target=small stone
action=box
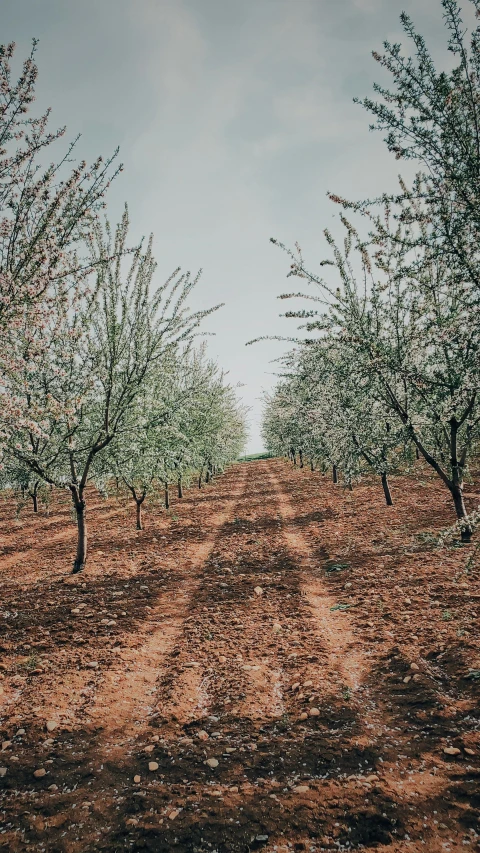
[0,768,6,777]
[15,729,25,737]
[309,708,320,717]
[34,768,46,778]
[144,744,155,753]
[403,676,411,683]
[206,758,219,768]
[254,586,263,596]
[364,774,379,783]
[299,712,308,720]
[412,674,421,682]
[168,809,180,820]
[48,784,58,791]
[293,785,310,793]
[272,623,282,633]
[230,785,239,792]
[46,721,58,732]
[443,747,461,756]
[1,741,11,751]
[197,730,209,741]
[225,747,236,753]
[410,662,420,671]
[133,775,141,783]
[404,598,412,605]
[71,608,80,614]
[211,790,223,797]
[148,761,159,771]
[126,818,138,827]
[86,662,99,669]
[464,747,475,756]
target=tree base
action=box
[72,560,85,574]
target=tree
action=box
[270,203,480,536]
[0,40,121,448]
[350,0,480,294]
[4,209,220,571]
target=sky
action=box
[1,0,470,452]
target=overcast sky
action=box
[2,0,468,451]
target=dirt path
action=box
[0,460,479,852]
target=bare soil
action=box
[0,459,479,852]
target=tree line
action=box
[0,41,246,573]
[259,0,480,541]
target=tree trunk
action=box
[348,480,353,492]
[310,459,315,472]
[415,446,420,460]
[29,481,40,513]
[299,450,304,469]
[332,464,338,484]
[381,472,393,506]
[450,484,472,541]
[71,488,87,574]
[135,499,143,530]
[178,477,183,499]
[198,472,203,489]
[206,469,211,483]
[165,483,170,509]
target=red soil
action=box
[0,459,479,852]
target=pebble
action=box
[303,680,313,688]
[86,662,99,669]
[133,775,141,783]
[144,745,155,753]
[443,747,461,756]
[1,741,11,751]
[197,730,209,741]
[309,708,320,716]
[293,785,310,793]
[410,663,420,671]
[273,623,282,633]
[206,758,219,768]
[464,748,475,756]
[168,809,180,820]
[148,762,159,771]
[46,721,58,732]
[0,768,6,777]
[48,784,58,791]
[34,768,46,778]
[16,729,25,737]
[403,676,411,683]
[254,587,263,596]
[299,712,308,721]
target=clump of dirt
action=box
[0,460,479,851]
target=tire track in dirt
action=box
[268,464,371,701]
[88,464,250,748]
